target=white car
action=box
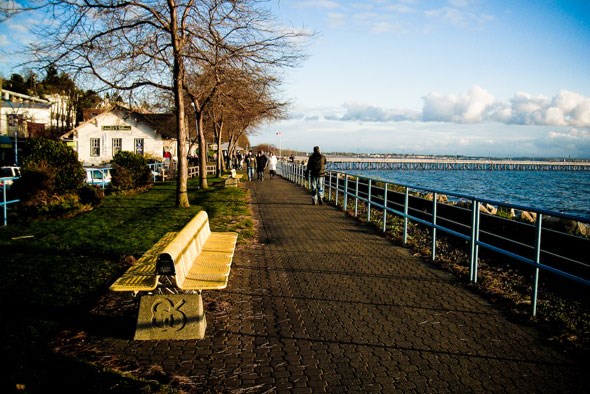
[85,167,112,188]
[0,166,21,188]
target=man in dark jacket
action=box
[256,150,268,181]
[306,146,327,205]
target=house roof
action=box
[136,113,176,139]
[61,108,177,140]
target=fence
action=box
[148,162,217,181]
[279,162,590,317]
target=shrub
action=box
[18,191,84,219]
[12,138,89,220]
[78,184,106,207]
[110,151,153,191]
[21,137,85,193]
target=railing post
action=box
[403,187,409,244]
[382,183,388,233]
[471,200,481,283]
[328,171,333,202]
[300,165,304,185]
[367,179,372,223]
[343,176,348,211]
[354,176,359,217]
[432,193,437,261]
[532,213,543,317]
[335,174,339,208]
[469,199,477,282]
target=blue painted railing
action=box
[1,176,20,226]
[279,162,589,317]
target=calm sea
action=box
[345,170,590,221]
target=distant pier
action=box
[325,158,590,171]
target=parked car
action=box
[0,166,21,188]
[85,167,111,188]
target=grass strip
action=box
[0,177,253,393]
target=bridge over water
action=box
[325,158,590,171]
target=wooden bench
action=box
[109,211,238,339]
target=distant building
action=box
[1,89,53,138]
[60,108,178,166]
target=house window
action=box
[112,138,122,155]
[90,138,100,157]
[134,138,144,155]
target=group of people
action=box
[240,145,328,206]
[245,150,278,182]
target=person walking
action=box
[245,150,256,181]
[306,145,327,205]
[256,151,268,181]
[268,152,278,179]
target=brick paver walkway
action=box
[79,175,587,393]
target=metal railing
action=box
[1,176,20,226]
[279,162,589,316]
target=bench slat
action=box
[178,276,230,290]
[186,263,231,281]
[109,232,178,292]
[194,251,234,266]
[109,275,159,291]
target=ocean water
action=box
[345,170,590,221]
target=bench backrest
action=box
[156,211,211,286]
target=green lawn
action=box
[0,178,253,393]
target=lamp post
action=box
[276,131,282,159]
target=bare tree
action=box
[181,2,311,188]
[2,0,311,203]
[198,65,286,176]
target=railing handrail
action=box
[344,171,589,223]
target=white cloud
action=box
[493,90,590,127]
[254,114,590,158]
[548,127,590,140]
[423,86,496,123]
[294,87,590,131]
[553,91,590,127]
[323,102,418,122]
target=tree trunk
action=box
[215,119,224,177]
[216,132,223,177]
[197,113,209,189]
[170,2,190,208]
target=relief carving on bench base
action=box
[134,293,206,340]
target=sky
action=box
[251,0,590,158]
[1,0,589,158]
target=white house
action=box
[61,109,177,166]
[1,89,53,138]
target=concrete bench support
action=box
[134,293,206,340]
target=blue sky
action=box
[1,0,589,158]
[252,0,590,158]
